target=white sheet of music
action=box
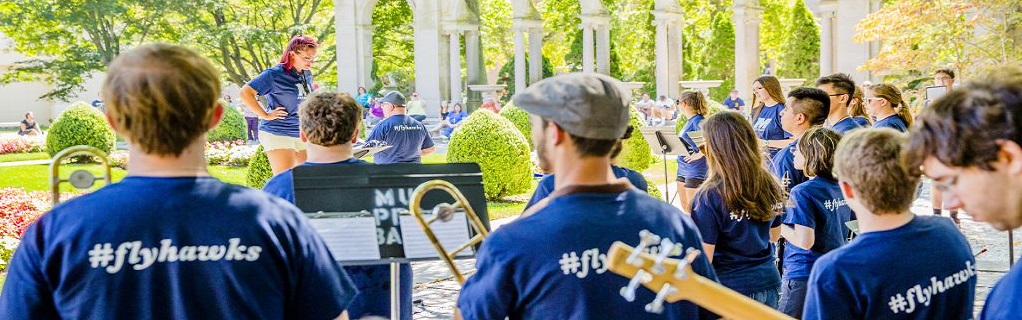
[400,211,474,259]
[308,216,382,261]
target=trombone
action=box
[408,179,490,284]
[50,145,113,205]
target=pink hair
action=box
[279,35,318,71]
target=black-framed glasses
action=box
[828,93,848,97]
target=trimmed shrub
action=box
[447,110,532,200]
[645,177,663,201]
[208,102,247,142]
[246,145,272,189]
[675,99,729,134]
[498,101,532,150]
[45,102,115,161]
[618,109,655,172]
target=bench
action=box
[0,121,22,129]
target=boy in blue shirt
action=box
[773,87,830,192]
[0,44,356,319]
[803,128,976,319]
[816,73,866,134]
[261,91,413,319]
[904,68,1022,320]
[366,91,435,164]
[777,127,851,318]
[456,73,719,320]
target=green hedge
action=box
[45,102,115,161]
[498,102,532,150]
[447,110,532,200]
[617,109,654,172]
[208,102,247,142]
[246,145,272,189]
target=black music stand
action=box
[639,127,691,204]
[292,163,490,320]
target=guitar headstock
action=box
[605,230,703,314]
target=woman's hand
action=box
[261,107,288,120]
[684,152,704,163]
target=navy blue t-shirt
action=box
[247,65,313,137]
[830,117,866,134]
[0,177,356,320]
[366,114,435,164]
[803,216,975,320]
[770,140,807,192]
[872,115,908,133]
[981,263,1022,319]
[263,158,369,203]
[723,97,745,111]
[781,177,853,280]
[752,103,790,142]
[525,166,648,210]
[677,114,709,180]
[690,185,782,295]
[851,116,871,127]
[458,186,719,320]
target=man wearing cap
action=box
[454,73,718,320]
[365,91,436,164]
[723,89,745,112]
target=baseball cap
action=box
[512,73,631,140]
[379,91,406,107]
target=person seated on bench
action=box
[18,112,42,136]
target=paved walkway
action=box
[0,159,50,167]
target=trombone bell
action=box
[409,179,489,284]
[51,145,113,205]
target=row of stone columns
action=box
[511,19,543,93]
[579,15,611,75]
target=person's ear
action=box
[350,128,359,144]
[998,139,1022,175]
[300,129,309,143]
[208,103,225,130]
[838,180,855,200]
[550,122,566,146]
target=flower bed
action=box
[206,140,257,167]
[0,188,51,271]
[0,136,45,155]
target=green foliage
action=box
[208,102,246,142]
[778,0,820,83]
[246,146,272,189]
[759,0,790,73]
[497,55,555,94]
[645,177,662,200]
[370,0,415,93]
[45,102,116,160]
[479,0,514,72]
[618,109,654,172]
[498,102,533,150]
[702,12,737,102]
[447,110,532,200]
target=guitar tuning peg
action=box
[627,230,661,267]
[644,283,676,314]
[650,238,681,274]
[620,269,652,302]
[672,248,702,279]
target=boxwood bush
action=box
[447,110,532,200]
[45,102,115,161]
[208,101,247,142]
[246,145,272,189]
[617,109,655,172]
[498,102,532,150]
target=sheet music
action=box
[400,211,474,259]
[308,216,382,261]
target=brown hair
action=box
[834,128,920,214]
[609,125,634,159]
[905,66,1022,174]
[848,85,871,123]
[679,90,708,115]
[103,43,221,156]
[751,75,786,120]
[299,91,363,146]
[867,84,913,128]
[798,127,841,180]
[700,112,785,222]
[787,87,831,126]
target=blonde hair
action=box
[848,85,871,124]
[679,90,708,115]
[300,91,363,146]
[103,43,221,156]
[834,128,920,214]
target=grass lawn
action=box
[0,164,249,192]
[643,155,679,188]
[0,152,49,163]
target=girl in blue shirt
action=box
[441,103,469,138]
[356,86,373,108]
[778,127,852,318]
[865,83,912,133]
[691,112,786,308]
[240,35,319,175]
[750,75,792,157]
[675,90,710,213]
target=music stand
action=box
[639,126,690,203]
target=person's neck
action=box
[858,210,914,233]
[552,155,615,190]
[125,140,210,178]
[876,109,897,121]
[763,98,779,106]
[790,127,808,141]
[388,110,407,117]
[827,106,850,124]
[305,143,354,164]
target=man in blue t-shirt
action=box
[456,73,719,320]
[904,69,1022,320]
[0,44,356,320]
[722,89,745,112]
[366,91,435,164]
[803,128,976,320]
[816,73,865,134]
[262,91,413,319]
[773,87,830,192]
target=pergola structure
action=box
[334,0,881,117]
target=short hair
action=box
[103,43,221,156]
[299,91,363,146]
[609,125,635,159]
[679,90,708,115]
[935,68,956,79]
[905,66,1022,173]
[798,127,841,180]
[815,73,856,107]
[848,85,870,121]
[787,87,830,126]
[834,128,920,215]
[867,84,913,128]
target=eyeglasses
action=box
[828,93,848,97]
[865,97,884,103]
[935,76,953,81]
[933,175,959,192]
[295,53,316,62]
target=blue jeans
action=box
[778,279,808,318]
[747,286,781,309]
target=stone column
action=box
[528,26,543,84]
[732,0,762,103]
[412,0,443,107]
[513,27,527,94]
[464,28,485,112]
[595,19,611,75]
[512,19,542,93]
[449,30,463,104]
[582,25,595,73]
[652,10,683,99]
[335,0,361,93]
[817,1,837,77]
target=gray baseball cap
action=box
[379,91,406,107]
[512,73,631,140]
